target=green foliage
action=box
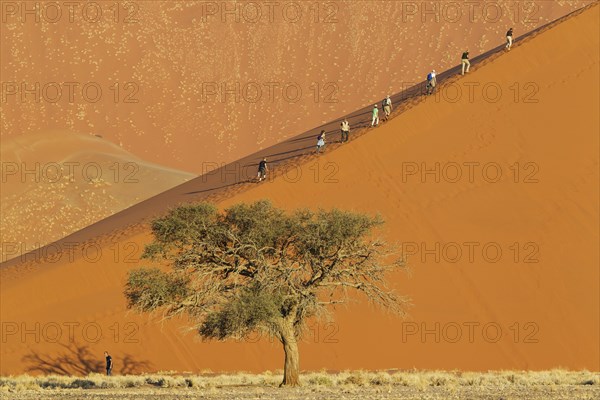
[125,200,406,342]
[125,267,190,312]
[224,200,290,249]
[142,203,219,260]
[293,208,384,256]
[200,285,281,340]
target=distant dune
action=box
[1,4,597,376]
[1,131,195,262]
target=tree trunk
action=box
[279,321,300,387]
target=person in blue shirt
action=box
[426,70,437,95]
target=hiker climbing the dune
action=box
[426,69,437,95]
[371,104,379,127]
[257,157,268,182]
[341,119,350,143]
[316,130,326,153]
[461,50,471,75]
[506,28,514,51]
[382,95,392,121]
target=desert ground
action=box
[0,1,596,259]
[1,370,598,400]
[1,2,597,379]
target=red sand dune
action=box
[1,1,593,175]
[1,0,593,263]
[0,4,598,375]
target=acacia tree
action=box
[125,200,409,386]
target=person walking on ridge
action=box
[341,119,350,142]
[371,104,379,127]
[257,157,268,182]
[426,69,437,95]
[316,130,326,153]
[506,28,514,51]
[461,50,470,75]
[382,95,392,121]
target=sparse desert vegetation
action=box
[0,370,598,399]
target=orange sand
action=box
[1,0,593,263]
[0,4,598,375]
[1,1,592,174]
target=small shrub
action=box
[369,373,391,386]
[70,379,95,389]
[308,374,334,386]
[344,373,365,386]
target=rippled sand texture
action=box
[1,1,593,172]
[1,131,194,261]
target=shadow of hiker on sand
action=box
[22,342,152,375]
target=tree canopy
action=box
[125,200,409,386]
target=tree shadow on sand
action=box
[22,342,152,375]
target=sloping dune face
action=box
[0,1,592,173]
[1,5,598,375]
[1,131,195,262]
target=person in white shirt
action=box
[461,50,470,75]
[371,105,379,127]
[506,28,514,51]
[316,130,326,153]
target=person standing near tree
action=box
[104,351,113,376]
[461,50,471,75]
[506,28,514,51]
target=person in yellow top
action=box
[340,119,350,142]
